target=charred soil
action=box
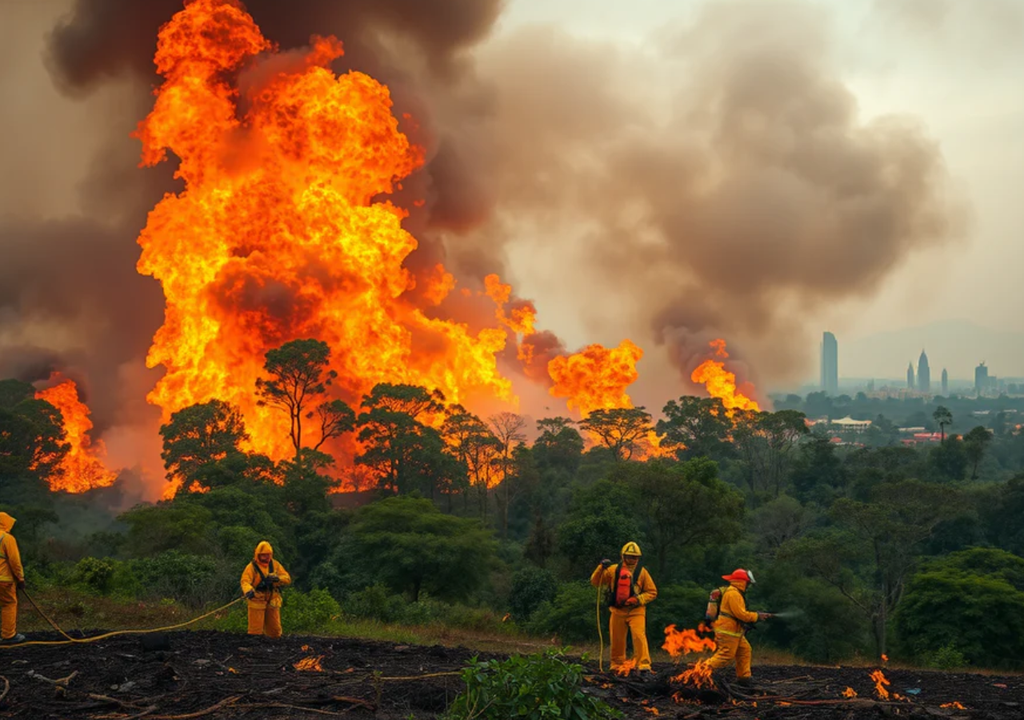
[0,631,1020,719]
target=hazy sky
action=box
[497,0,1024,365]
[2,0,1022,395]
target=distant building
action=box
[907,363,915,390]
[976,362,989,394]
[917,350,931,393]
[941,368,948,396]
[821,332,838,395]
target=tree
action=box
[893,548,1024,669]
[579,407,652,461]
[933,405,953,443]
[357,384,450,497]
[159,400,249,489]
[489,412,526,538]
[0,379,67,487]
[534,417,584,475]
[657,396,731,460]
[732,410,809,497]
[610,458,745,579]
[255,339,348,464]
[928,435,968,482]
[963,425,993,480]
[789,431,847,505]
[442,408,499,514]
[342,496,497,601]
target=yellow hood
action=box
[253,541,274,564]
[0,512,15,533]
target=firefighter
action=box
[707,568,771,684]
[0,512,26,644]
[240,541,292,638]
[591,541,657,675]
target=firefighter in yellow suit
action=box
[590,541,657,675]
[240,541,292,637]
[0,512,26,644]
[707,568,771,684]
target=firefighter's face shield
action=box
[622,554,640,568]
[257,553,271,564]
[745,570,756,585]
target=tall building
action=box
[917,350,931,393]
[976,362,989,394]
[941,368,948,396]
[821,331,838,395]
[907,362,915,390]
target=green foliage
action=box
[445,651,622,720]
[921,643,967,670]
[527,582,600,643]
[341,496,498,601]
[579,408,652,461]
[281,587,342,632]
[159,400,249,489]
[508,567,558,622]
[657,396,730,461]
[131,550,221,605]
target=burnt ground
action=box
[0,631,1020,719]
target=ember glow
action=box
[132,0,644,482]
[842,687,858,698]
[35,377,118,493]
[941,702,967,710]
[293,655,324,672]
[662,625,716,657]
[671,659,716,691]
[870,669,891,701]
[614,658,638,677]
[690,339,760,414]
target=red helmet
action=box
[722,568,756,584]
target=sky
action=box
[1,0,1022,399]
[496,0,1024,374]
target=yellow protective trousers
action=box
[0,583,17,640]
[247,606,283,638]
[609,607,651,670]
[707,632,752,678]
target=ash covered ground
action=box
[0,631,1020,719]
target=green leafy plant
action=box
[445,651,622,720]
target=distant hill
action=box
[839,320,1024,382]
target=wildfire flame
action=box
[662,625,716,657]
[614,659,638,677]
[34,377,117,493]
[941,702,966,710]
[671,659,716,690]
[690,340,759,414]
[293,655,324,672]
[870,669,891,701]
[133,0,645,489]
[842,687,858,698]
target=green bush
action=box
[445,651,622,720]
[922,643,967,670]
[71,557,116,594]
[130,550,222,606]
[527,582,600,643]
[508,567,558,622]
[281,588,342,632]
[344,583,508,633]
[345,583,410,624]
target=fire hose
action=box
[595,584,604,672]
[0,588,245,649]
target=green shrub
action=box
[445,651,622,720]
[922,643,967,670]
[508,567,558,622]
[71,557,116,594]
[345,583,410,624]
[526,582,600,643]
[281,588,342,633]
[130,550,221,605]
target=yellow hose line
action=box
[2,590,245,649]
[596,584,604,672]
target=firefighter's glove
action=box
[245,590,256,600]
[16,579,25,590]
[624,597,640,606]
[266,574,279,584]
[757,612,772,621]
[600,559,611,569]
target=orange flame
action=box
[662,625,716,657]
[941,702,966,710]
[671,659,716,690]
[690,340,759,414]
[34,378,117,493]
[614,659,638,677]
[294,655,324,672]
[869,669,891,700]
[134,0,524,471]
[548,340,642,417]
[842,687,858,698]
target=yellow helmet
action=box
[620,541,642,557]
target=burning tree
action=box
[579,407,654,461]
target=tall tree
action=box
[442,408,499,514]
[0,379,67,486]
[963,425,993,480]
[657,396,731,460]
[489,411,526,537]
[579,407,652,461]
[160,400,249,488]
[255,339,346,464]
[534,417,584,475]
[933,405,953,443]
[733,409,809,497]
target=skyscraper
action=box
[941,368,948,396]
[821,332,838,395]
[976,362,989,394]
[907,362,915,390]
[917,350,931,393]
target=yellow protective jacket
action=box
[590,562,657,613]
[713,582,759,637]
[240,541,291,609]
[0,513,24,584]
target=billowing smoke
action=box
[1,0,966,462]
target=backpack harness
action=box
[606,561,644,609]
[251,559,279,595]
